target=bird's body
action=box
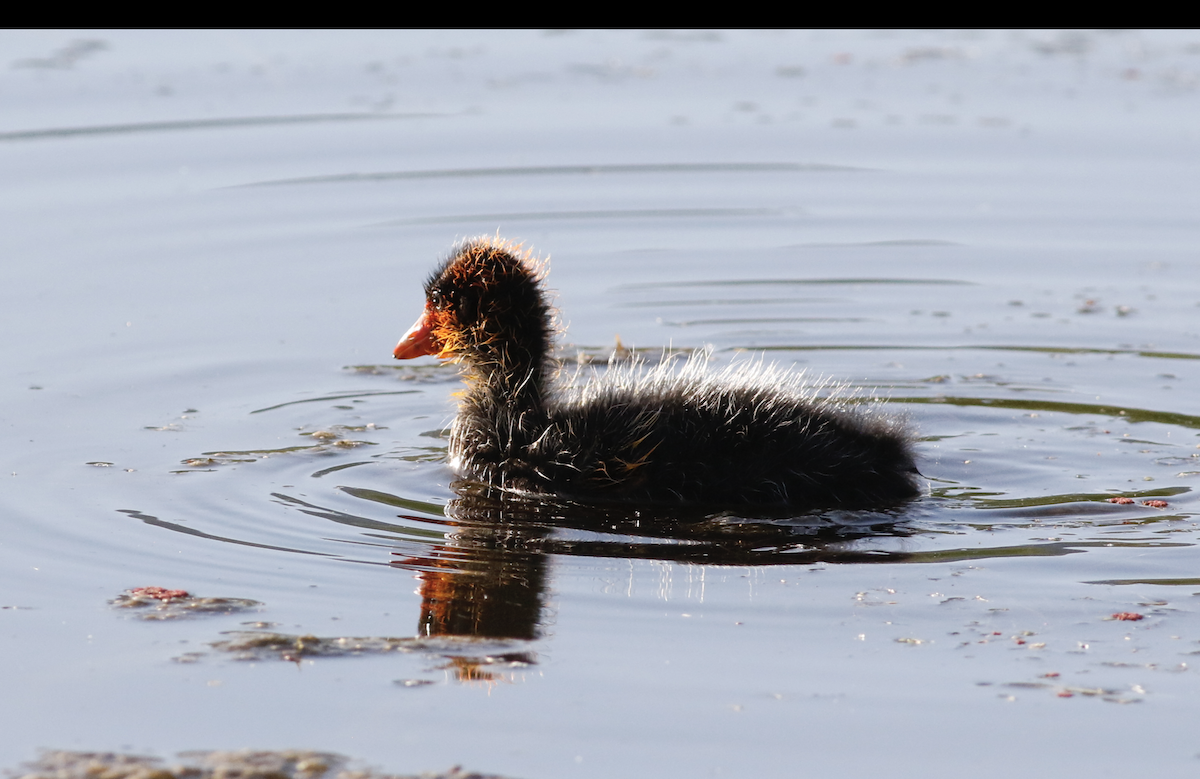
[394,238,919,509]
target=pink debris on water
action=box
[1110,612,1144,622]
[128,586,190,601]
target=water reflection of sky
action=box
[2,29,1199,779]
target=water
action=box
[2,29,1200,778]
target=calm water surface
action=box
[2,30,1200,778]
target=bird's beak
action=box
[393,307,438,359]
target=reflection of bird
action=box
[394,238,919,509]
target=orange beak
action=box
[393,307,438,360]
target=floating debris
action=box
[308,429,341,440]
[211,632,418,662]
[207,631,536,679]
[301,424,383,439]
[125,586,188,601]
[11,749,512,779]
[176,435,377,470]
[1106,496,1170,508]
[999,681,1142,704]
[110,587,261,621]
[1108,612,1145,621]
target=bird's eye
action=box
[429,289,443,309]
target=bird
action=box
[393,237,919,509]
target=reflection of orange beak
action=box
[393,307,438,359]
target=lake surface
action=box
[2,29,1199,778]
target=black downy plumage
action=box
[393,238,920,509]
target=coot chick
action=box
[393,238,919,509]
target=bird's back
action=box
[453,356,920,509]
